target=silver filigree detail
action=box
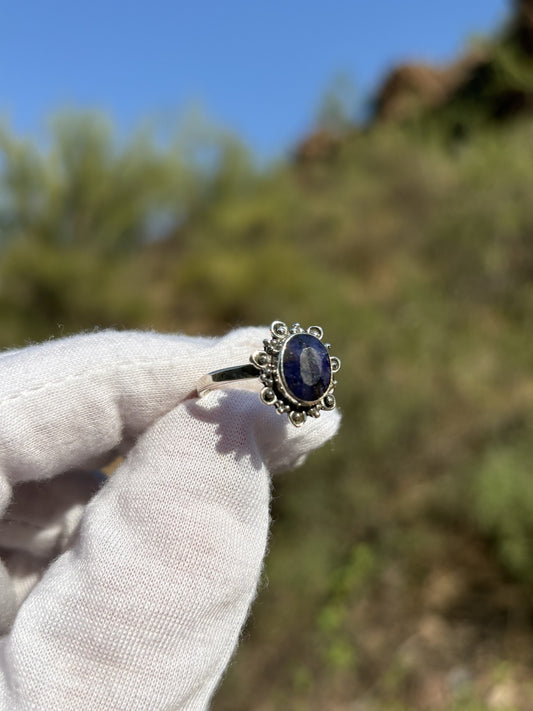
[251,320,341,427]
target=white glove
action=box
[0,328,340,710]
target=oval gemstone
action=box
[281,333,332,404]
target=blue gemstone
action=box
[281,333,332,404]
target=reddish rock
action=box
[293,129,341,165]
[373,51,486,123]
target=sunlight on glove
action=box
[0,328,340,711]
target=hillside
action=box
[2,3,533,709]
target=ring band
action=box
[196,321,341,427]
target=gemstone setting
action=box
[250,321,341,426]
[281,333,332,404]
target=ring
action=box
[196,321,341,427]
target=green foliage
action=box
[316,544,376,672]
[315,73,359,133]
[473,440,533,579]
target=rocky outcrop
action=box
[373,0,533,126]
[372,52,487,124]
[293,129,341,165]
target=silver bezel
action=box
[250,321,341,427]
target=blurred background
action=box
[3,0,533,708]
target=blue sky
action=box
[0,0,509,157]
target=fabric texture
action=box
[0,328,340,710]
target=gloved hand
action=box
[0,328,340,711]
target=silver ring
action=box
[196,321,341,427]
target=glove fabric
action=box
[0,329,340,711]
